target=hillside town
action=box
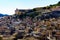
[0,2,60,40]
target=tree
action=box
[57,1,60,6]
[58,1,60,4]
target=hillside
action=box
[0,13,8,17]
[13,1,60,20]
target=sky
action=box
[0,0,60,15]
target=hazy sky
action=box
[0,0,60,15]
